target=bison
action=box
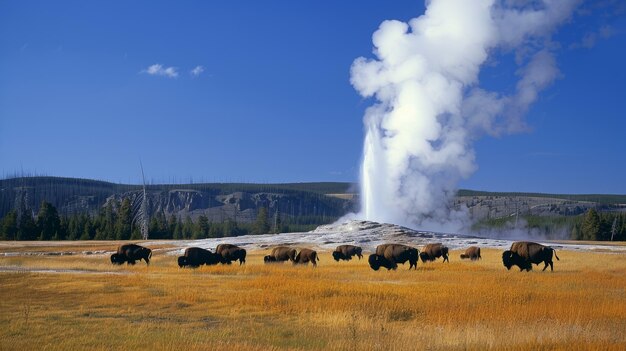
[332,245,363,262]
[215,244,246,265]
[110,244,152,266]
[419,243,449,263]
[293,248,319,267]
[265,246,297,263]
[177,247,221,268]
[502,241,560,272]
[460,246,481,261]
[368,244,419,270]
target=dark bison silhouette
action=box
[294,248,319,267]
[332,245,363,261]
[368,244,419,270]
[264,246,297,263]
[420,243,449,263]
[215,244,246,265]
[110,244,152,265]
[178,247,221,268]
[460,246,481,261]
[502,241,560,272]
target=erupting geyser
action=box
[351,0,580,232]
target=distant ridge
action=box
[2,176,625,222]
[456,190,626,205]
[0,176,356,222]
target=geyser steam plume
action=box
[351,0,580,232]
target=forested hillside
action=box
[1,177,625,241]
[0,177,356,240]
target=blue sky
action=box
[1,1,625,193]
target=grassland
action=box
[1,244,626,350]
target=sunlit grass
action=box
[1,244,626,350]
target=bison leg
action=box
[443,254,449,263]
[127,259,136,265]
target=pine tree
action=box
[101,201,117,240]
[168,214,178,238]
[173,218,183,240]
[581,209,601,241]
[80,221,93,240]
[195,215,209,239]
[18,210,37,240]
[35,201,61,240]
[183,216,194,239]
[1,210,18,240]
[115,198,132,240]
[254,207,270,234]
[273,208,282,234]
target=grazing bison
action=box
[263,255,277,263]
[265,246,297,263]
[294,248,319,267]
[332,245,363,261]
[419,243,449,263]
[368,254,396,271]
[110,244,152,266]
[177,247,221,268]
[502,241,560,272]
[460,246,482,261]
[369,244,419,270]
[215,244,246,265]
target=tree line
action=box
[572,208,626,241]
[0,200,332,241]
[473,209,626,241]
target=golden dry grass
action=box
[1,244,626,350]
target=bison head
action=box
[177,256,187,268]
[264,255,276,263]
[368,254,381,271]
[502,251,531,271]
[110,253,124,265]
[419,252,430,263]
[332,251,343,261]
[502,250,514,270]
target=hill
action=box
[0,176,355,223]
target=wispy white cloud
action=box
[141,64,179,78]
[569,25,614,49]
[190,65,205,77]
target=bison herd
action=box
[109,241,560,272]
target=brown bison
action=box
[502,241,560,272]
[460,246,481,261]
[215,244,246,265]
[177,247,221,268]
[110,244,152,265]
[419,243,449,263]
[294,248,319,267]
[265,246,297,263]
[369,244,419,270]
[332,245,363,261]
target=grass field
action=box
[1,243,626,350]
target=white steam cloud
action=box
[351,0,581,232]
